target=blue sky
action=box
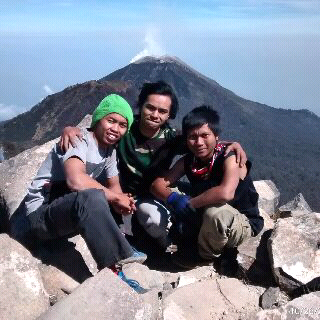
[0,0,320,121]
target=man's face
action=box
[186,123,218,161]
[140,94,171,131]
[94,113,128,147]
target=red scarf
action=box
[191,143,226,180]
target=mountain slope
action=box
[0,55,319,210]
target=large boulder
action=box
[0,115,92,236]
[236,208,275,286]
[39,267,146,320]
[39,264,80,305]
[162,277,263,320]
[274,193,312,219]
[268,212,320,292]
[0,234,49,319]
[256,291,320,319]
[237,228,275,286]
[253,180,280,217]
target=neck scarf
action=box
[191,143,226,180]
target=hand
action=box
[224,142,247,167]
[111,193,136,215]
[167,192,194,219]
[59,127,82,153]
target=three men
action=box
[61,81,247,252]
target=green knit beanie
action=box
[91,94,133,130]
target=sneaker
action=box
[117,247,147,266]
[117,271,149,294]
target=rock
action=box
[39,264,80,305]
[256,291,320,320]
[253,180,280,217]
[39,267,147,320]
[34,238,93,284]
[237,229,275,286]
[163,277,262,320]
[0,234,49,319]
[236,207,274,284]
[0,139,58,238]
[259,208,275,229]
[260,287,289,309]
[177,266,217,288]
[69,234,98,276]
[0,115,92,237]
[268,212,320,292]
[274,193,312,219]
[122,262,165,290]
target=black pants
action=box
[28,189,133,269]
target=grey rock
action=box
[34,238,93,284]
[163,277,262,320]
[259,208,275,229]
[253,180,280,217]
[69,234,98,276]
[260,287,289,309]
[268,212,320,292]
[255,291,320,320]
[0,234,49,319]
[39,267,147,320]
[39,264,80,305]
[122,262,165,290]
[0,139,58,238]
[275,193,312,219]
[237,229,275,286]
[0,115,91,237]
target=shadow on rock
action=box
[10,198,92,284]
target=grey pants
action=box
[28,189,133,269]
[198,204,252,260]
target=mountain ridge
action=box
[0,55,319,210]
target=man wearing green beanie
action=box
[23,94,147,292]
[61,83,247,262]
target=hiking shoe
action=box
[117,271,149,294]
[117,247,147,266]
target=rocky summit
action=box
[0,115,319,319]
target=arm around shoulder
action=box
[150,156,186,202]
[189,155,245,209]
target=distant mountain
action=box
[1,55,319,210]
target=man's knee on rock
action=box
[75,189,109,220]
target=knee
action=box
[202,206,235,235]
[77,189,107,205]
[136,203,161,227]
[75,189,109,219]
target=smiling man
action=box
[150,105,264,269]
[24,94,147,278]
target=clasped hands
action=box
[111,193,136,215]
